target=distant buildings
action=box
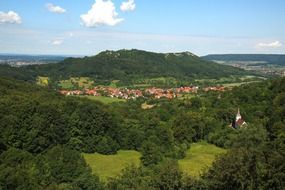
[59,85,229,100]
[59,85,203,100]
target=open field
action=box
[195,75,265,87]
[133,77,179,88]
[79,95,126,104]
[109,80,120,88]
[83,150,141,181]
[59,77,94,89]
[36,76,49,86]
[83,142,225,181]
[141,102,155,109]
[222,81,261,87]
[178,142,226,177]
[178,94,196,100]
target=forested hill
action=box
[202,54,285,65]
[26,49,247,81]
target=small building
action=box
[230,108,247,129]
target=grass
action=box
[59,77,94,89]
[59,80,74,89]
[109,80,120,88]
[83,142,225,181]
[195,75,264,87]
[222,81,260,87]
[79,95,126,104]
[133,77,178,87]
[36,76,49,86]
[141,102,155,109]
[178,94,196,100]
[83,150,141,181]
[178,142,226,177]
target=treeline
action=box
[0,77,285,189]
[0,77,121,155]
[203,54,285,66]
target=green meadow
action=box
[79,95,126,104]
[59,77,94,89]
[83,142,225,181]
[178,142,226,177]
[36,76,49,86]
[83,150,141,181]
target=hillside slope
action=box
[28,49,247,82]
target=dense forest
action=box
[0,50,250,86]
[0,76,284,189]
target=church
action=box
[230,108,247,129]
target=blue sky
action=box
[0,0,284,55]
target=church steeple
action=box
[230,107,247,129]
[236,108,241,121]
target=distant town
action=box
[59,86,225,100]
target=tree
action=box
[155,160,182,190]
[107,165,155,190]
[0,148,41,190]
[140,141,163,166]
[95,136,119,155]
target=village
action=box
[59,85,225,100]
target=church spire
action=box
[236,107,241,121]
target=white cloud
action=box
[0,11,22,24]
[257,41,282,48]
[46,3,66,14]
[120,0,136,12]
[52,39,63,46]
[80,0,123,27]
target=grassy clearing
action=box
[36,76,49,86]
[59,77,94,89]
[195,75,264,87]
[141,102,155,109]
[109,80,120,88]
[178,94,196,100]
[222,81,260,87]
[83,150,141,181]
[83,142,225,181]
[178,142,226,177]
[133,77,178,87]
[79,95,126,104]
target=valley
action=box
[1,1,284,189]
[83,142,226,181]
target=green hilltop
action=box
[0,49,250,86]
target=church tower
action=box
[236,108,241,122]
[230,108,247,129]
